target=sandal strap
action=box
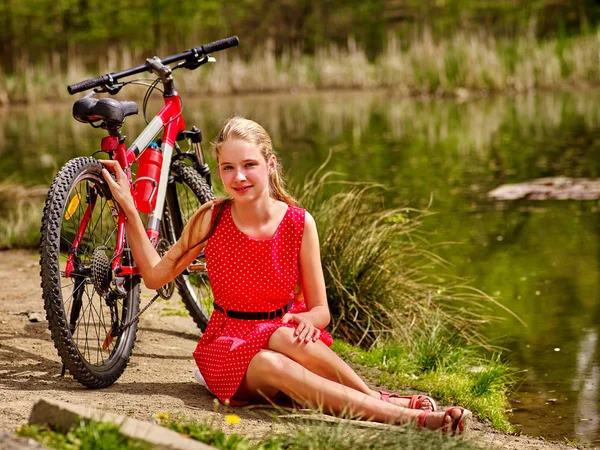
[409,395,438,411]
[416,410,428,428]
[379,391,437,411]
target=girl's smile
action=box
[233,185,252,194]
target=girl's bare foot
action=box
[416,407,472,435]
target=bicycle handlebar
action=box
[196,36,240,55]
[67,36,240,95]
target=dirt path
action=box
[0,250,588,449]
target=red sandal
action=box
[416,406,471,435]
[379,390,437,411]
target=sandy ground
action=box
[0,250,591,449]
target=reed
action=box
[3,29,600,105]
[0,184,47,249]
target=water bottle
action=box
[134,142,162,214]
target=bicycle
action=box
[39,36,240,388]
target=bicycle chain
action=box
[116,292,160,336]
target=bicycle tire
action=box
[40,157,140,388]
[163,159,215,331]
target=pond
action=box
[1,89,599,443]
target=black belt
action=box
[213,299,294,320]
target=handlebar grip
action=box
[197,36,240,55]
[67,74,112,95]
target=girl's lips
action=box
[233,186,252,194]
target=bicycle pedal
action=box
[102,327,114,350]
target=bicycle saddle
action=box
[73,97,139,126]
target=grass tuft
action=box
[163,417,248,449]
[298,168,502,348]
[17,419,152,450]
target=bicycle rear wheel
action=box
[162,160,215,331]
[40,157,140,388]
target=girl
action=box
[101,116,471,434]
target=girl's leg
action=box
[237,348,456,430]
[267,327,432,409]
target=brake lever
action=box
[105,82,125,95]
[177,54,216,71]
[91,82,125,96]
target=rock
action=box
[29,398,216,450]
[0,432,44,449]
[488,177,600,201]
[27,313,44,323]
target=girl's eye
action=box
[245,162,257,168]
[222,166,233,171]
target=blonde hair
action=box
[172,116,297,276]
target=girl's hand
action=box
[281,313,321,343]
[100,160,136,215]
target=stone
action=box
[29,398,216,450]
[488,177,600,201]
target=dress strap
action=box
[209,199,229,229]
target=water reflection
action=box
[573,329,599,440]
[2,90,600,442]
[3,91,600,187]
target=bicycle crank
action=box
[156,238,175,299]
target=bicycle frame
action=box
[65,95,185,279]
[62,36,239,288]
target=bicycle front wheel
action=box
[162,160,215,331]
[39,157,140,388]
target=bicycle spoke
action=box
[85,287,105,365]
[78,285,99,365]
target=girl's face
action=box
[218,139,276,203]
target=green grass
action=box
[16,413,484,450]
[16,420,152,450]
[160,415,483,450]
[332,338,514,431]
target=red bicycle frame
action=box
[64,95,186,278]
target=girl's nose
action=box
[233,169,246,181]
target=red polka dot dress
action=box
[193,201,333,405]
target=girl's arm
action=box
[100,160,212,289]
[282,211,331,341]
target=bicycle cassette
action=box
[91,247,112,295]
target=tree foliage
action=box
[2,0,600,71]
